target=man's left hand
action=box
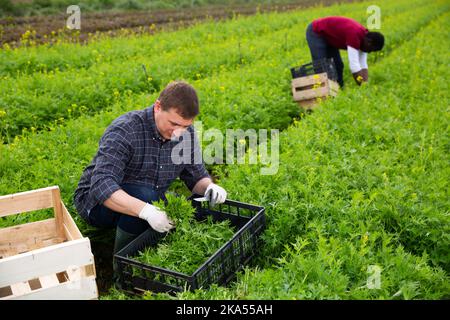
[205,183,227,206]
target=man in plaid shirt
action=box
[74,81,226,269]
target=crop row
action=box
[0,0,402,76]
[0,1,447,226]
[1,0,444,141]
[0,0,380,140]
[171,11,450,300]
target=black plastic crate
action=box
[114,198,266,295]
[290,58,338,81]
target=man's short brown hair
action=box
[158,81,199,119]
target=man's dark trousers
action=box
[86,183,163,252]
[306,22,345,87]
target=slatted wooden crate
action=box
[291,72,339,110]
[0,186,98,300]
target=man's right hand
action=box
[138,203,174,233]
[360,68,368,82]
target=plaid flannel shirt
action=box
[73,105,210,219]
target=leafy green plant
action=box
[134,194,235,275]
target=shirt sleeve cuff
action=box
[92,179,122,205]
[360,52,368,69]
[347,46,362,73]
[186,172,211,191]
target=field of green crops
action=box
[1,0,298,17]
[0,0,449,300]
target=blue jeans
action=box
[87,183,164,236]
[306,23,344,87]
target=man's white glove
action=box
[204,183,227,206]
[138,203,174,233]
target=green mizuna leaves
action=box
[135,194,235,275]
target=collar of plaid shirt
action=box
[147,105,166,142]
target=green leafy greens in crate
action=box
[134,194,235,275]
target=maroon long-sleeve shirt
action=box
[312,16,368,50]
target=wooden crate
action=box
[291,72,339,110]
[0,186,98,300]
